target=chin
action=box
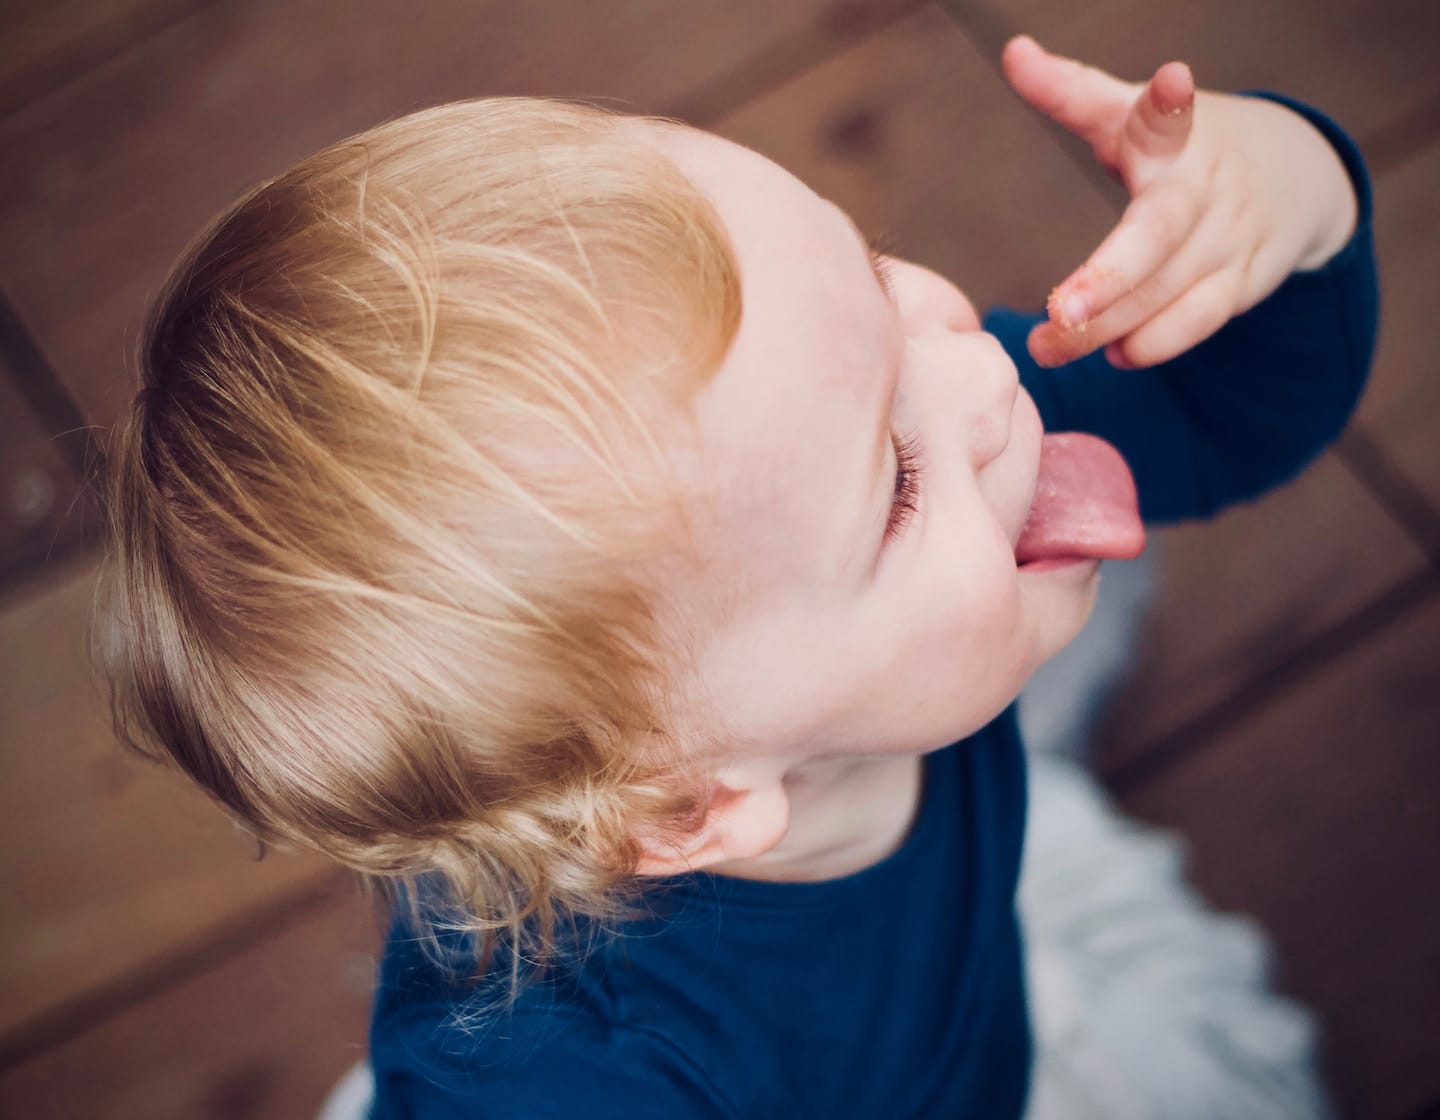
[1032,571,1103,669]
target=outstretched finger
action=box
[1047,180,1201,329]
[1001,34,1134,150]
[1122,60,1196,167]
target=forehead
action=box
[643,124,888,608]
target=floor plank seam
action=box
[935,0,1126,218]
[0,284,110,597]
[1100,566,1439,796]
[0,285,102,482]
[1358,84,1440,176]
[0,868,358,1073]
[0,530,101,605]
[0,0,229,126]
[1337,428,1440,566]
[674,0,931,127]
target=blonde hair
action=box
[100,97,742,990]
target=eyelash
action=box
[868,231,899,299]
[867,228,912,542]
[885,431,923,542]
[871,248,897,298]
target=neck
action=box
[708,752,924,882]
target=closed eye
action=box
[885,431,922,542]
[870,247,897,299]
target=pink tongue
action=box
[1015,433,1146,565]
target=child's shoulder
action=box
[369,924,735,1117]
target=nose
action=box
[897,260,1017,467]
[903,261,980,334]
[963,333,1021,468]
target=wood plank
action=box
[1116,589,1440,1120]
[940,0,1440,157]
[0,0,207,121]
[0,0,918,431]
[0,885,380,1120]
[1350,141,1440,538]
[713,3,1120,315]
[0,562,333,1049]
[1093,453,1428,767]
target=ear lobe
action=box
[633,778,791,877]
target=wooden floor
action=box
[1,1,1437,1116]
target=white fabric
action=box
[315,1060,374,1120]
[1019,748,1335,1120]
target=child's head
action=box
[104,96,1102,969]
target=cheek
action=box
[868,558,1029,747]
[912,530,1030,689]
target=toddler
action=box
[103,34,1376,1118]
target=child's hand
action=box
[1002,35,1359,369]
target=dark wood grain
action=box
[0,884,380,1120]
[1351,141,1440,536]
[0,0,213,120]
[0,0,919,432]
[1094,453,1429,768]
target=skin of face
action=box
[634,123,1106,881]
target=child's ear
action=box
[633,774,791,877]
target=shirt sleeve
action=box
[984,92,1379,525]
[369,1006,739,1120]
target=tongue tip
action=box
[1013,432,1145,565]
[1014,530,1147,568]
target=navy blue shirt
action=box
[369,93,1377,1119]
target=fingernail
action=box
[1056,292,1088,328]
